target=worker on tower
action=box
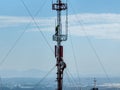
[60,61,66,74]
[55,25,59,35]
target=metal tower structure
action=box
[52,0,68,90]
[91,78,98,90]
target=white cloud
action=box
[99,83,120,88]
[0,16,31,28]
[68,13,120,39]
[0,16,54,29]
[1,14,120,40]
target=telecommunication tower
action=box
[91,78,99,90]
[52,0,68,90]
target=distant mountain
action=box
[0,77,120,90]
[0,69,55,78]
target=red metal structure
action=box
[52,0,68,90]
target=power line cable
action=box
[0,0,48,67]
[65,71,75,90]
[20,0,54,53]
[0,28,26,66]
[33,65,56,90]
[0,1,55,89]
[68,1,115,89]
[73,9,115,90]
[19,1,58,89]
[65,70,78,90]
[63,0,82,89]
[66,69,77,85]
[67,68,81,90]
[69,29,82,89]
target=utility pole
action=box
[52,0,68,90]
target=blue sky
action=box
[0,0,120,78]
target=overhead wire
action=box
[0,0,56,89]
[67,69,78,85]
[62,0,82,89]
[67,68,81,90]
[65,70,78,90]
[0,32,24,66]
[0,0,48,67]
[19,1,57,89]
[20,0,54,53]
[64,71,74,90]
[73,9,115,90]
[68,0,115,89]
[69,30,82,89]
[33,65,56,90]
